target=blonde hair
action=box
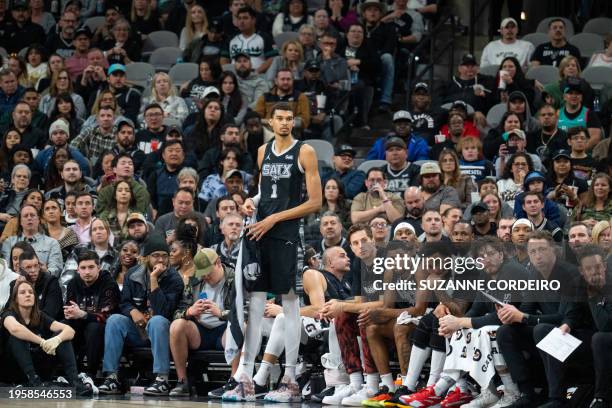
[456,136,483,158]
[151,72,177,100]
[131,0,152,21]
[281,40,304,65]
[592,220,611,244]
[92,89,118,115]
[558,55,582,79]
[184,4,208,45]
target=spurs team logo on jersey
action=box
[262,163,293,182]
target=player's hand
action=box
[357,309,372,327]
[439,315,462,334]
[242,198,256,217]
[497,304,523,324]
[559,323,571,334]
[264,303,282,318]
[433,303,450,318]
[245,215,278,241]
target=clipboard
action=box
[479,290,506,307]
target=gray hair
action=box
[178,167,199,185]
[221,211,244,226]
[11,164,31,180]
[320,210,341,222]
[299,24,315,34]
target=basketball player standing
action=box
[222,102,322,402]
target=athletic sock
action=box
[403,346,431,390]
[350,372,363,390]
[381,373,396,392]
[253,360,272,387]
[427,350,445,386]
[366,373,380,394]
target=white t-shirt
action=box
[198,277,226,329]
[480,39,535,69]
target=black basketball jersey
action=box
[258,139,304,241]
[304,270,352,305]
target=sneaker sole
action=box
[263,396,302,403]
[363,399,390,408]
[222,395,256,402]
[143,391,170,396]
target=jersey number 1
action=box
[271,183,278,199]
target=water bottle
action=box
[96,0,104,15]
[593,95,600,112]
[350,70,358,85]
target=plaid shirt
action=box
[70,126,115,165]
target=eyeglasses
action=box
[370,222,388,228]
[145,112,163,118]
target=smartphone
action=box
[506,145,518,155]
[198,292,208,300]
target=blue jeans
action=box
[380,53,394,105]
[102,314,170,375]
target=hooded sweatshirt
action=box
[513,171,561,225]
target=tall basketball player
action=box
[222,102,322,402]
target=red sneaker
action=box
[440,387,473,407]
[398,385,443,408]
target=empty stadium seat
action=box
[304,139,334,167]
[168,62,198,86]
[526,65,559,85]
[582,17,612,36]
[570,33,604,59]
[357,160,387,173]
[149,47,182,72]
[142,30,180,58]
[479,65,499,77]
[522,32,549,48]
[581,66,612,90]
[125,62,155,88]
[273,32,299,48]
[84,16,105,32]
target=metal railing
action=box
[405,9,459,93]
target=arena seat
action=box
[570,33,604,59]
[522,32,549,48]
[582,17,612,36]
[357,160,387,173]
[149,47,182,72]
[304,139,334,167]
[526,65,559,85]
[581,66,612,90]
[169,62,198,87]
[125,62,155,89]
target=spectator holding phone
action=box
[495,129,542,176]
[168,247,235,397]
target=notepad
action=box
[536,327,582,362]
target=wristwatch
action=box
[521,313,529,324]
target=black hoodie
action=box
[65,270,121,324]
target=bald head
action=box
[322,246,351,274]
[404,187,424,217]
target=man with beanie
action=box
[169,248,235,396]
[98,234,184,396]
[35,119,91,177]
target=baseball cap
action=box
[225,169,243,180]
[419,162,441,175]
[459,53,478,66]
[194,248,220,278]
[500,17,518,28]
[13,0,28,9]
[385,137,407,150]
[413,82,429,93]
[126,212,147,226]
[470,202,489,215]
[392,110,413,122]
[208,18,222,33]
[508,91,525,102]
[305,59,321,71]
[202,86,220,99]
[116,118,135,131]
[507,129,526,140]
[234,50,251,60]
[108,64,126,75]
[552,149,571,161]
[562,77,583,94]
[524,171,545,187]
[335,144,356,157]
[75,26,92,39]
[49,119,69,137]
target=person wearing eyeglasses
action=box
[369,216,390,247]
[45,10,78,59]
[98,233,183,396]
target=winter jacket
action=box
[367,133,430,162]
[120,263,184,320]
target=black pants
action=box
[591,331,612,399]
[65,320,105,376]
[348,81,374,127]
[6,335,79,384]
[497,324,544,396]
[411,311,446,352]
[533,323,594,401]
[488,0,523,39]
